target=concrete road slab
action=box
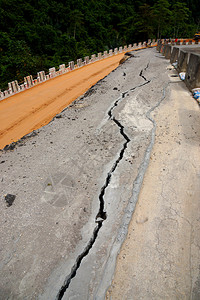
[106,63,200,300]
[0,48,192,299]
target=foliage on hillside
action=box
[0,0,199,90]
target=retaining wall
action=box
[0,39,157,101]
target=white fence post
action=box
[4,90,9,98]
[103,51,108,58]
[77,59,83,67]
[119,47,123,53]
[0,90,4,100]
[37,71,46,83]
[49,67,56,78]
[90,54,96,62]
[8,83,13,94]
[109,49,113,56]
[20,84,25,91]
[84,56,89,64]
[59,64,66,73]
[98,52,102,60]
[69,61,75,71]
[123,45,127,52]
[114,48,118,55]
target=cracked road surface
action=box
[0,48,199,299]
[106,66,200,299]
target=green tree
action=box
[135,4,154,40]
[68,9,84,39]
[172,2,190,37]
[153,0,172,38]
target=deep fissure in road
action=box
[56,64,150,300]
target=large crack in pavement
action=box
[56,63,151,300]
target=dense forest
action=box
[0,0,199,90]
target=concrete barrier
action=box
[170,47,179,64]
[185,53,200,90]
[177,50,189,73]
[160,44,164,54]
[156,40,162,51]
[164,44,172,59]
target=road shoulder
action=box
[106,67,200,299]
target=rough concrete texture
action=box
[185,53,200,90]
[0,48,199,300]
[170,47,179,64]
[177,50,188,73]
[164,45,171,59]
[106,67,200,300]
[172,45,200,55]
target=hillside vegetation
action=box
[0,0,199,90]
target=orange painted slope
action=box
[0,53,125,149]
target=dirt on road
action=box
[0,53,125,149]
